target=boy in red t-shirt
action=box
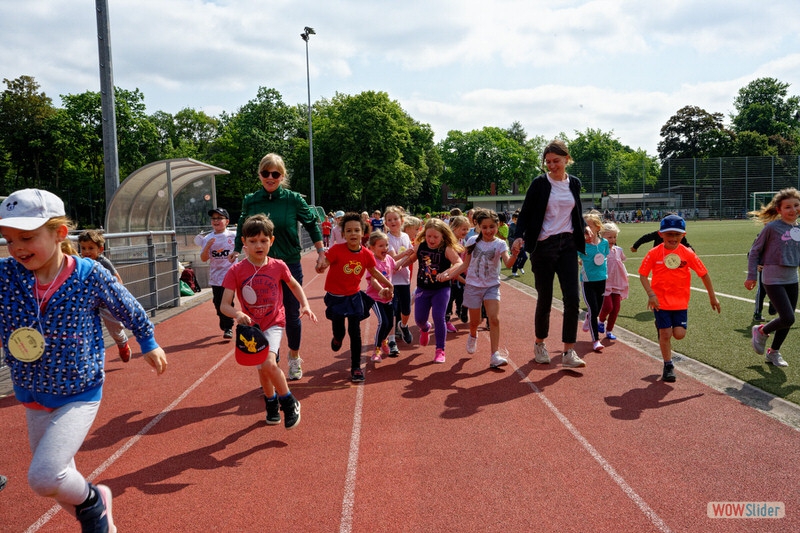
[317,212,393,382]
[638,215,720,382]
[321,216,333,247]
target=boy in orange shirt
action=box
[638,215,720,382]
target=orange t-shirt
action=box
[638,243,708,310]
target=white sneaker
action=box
[490,350,508,368]
[562,349,587,368]
[582,315,590,332]
[752,325,768,355]
[466,335,478,354]
[766,349,789,367]
[288,356,304,380]
[534,342,550,364]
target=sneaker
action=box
[0,474,6,491]
[118,343,131,363]
[662,363,676,382]
[592,340,604,352]
[519,268,525,274]
[279,395,301,429]
[288,356,304,380]
[753,313,764,322]
[605,332,617,340]
[512,272,519,277]
[466,334,478,354]
[419,323,431,346]
[534,342,550,364]
[768,302,776,315]
[223,329,233,339]
[490,350,508,368]
[434,348,446,363]
[351,368,365,382]
[446,321,457,333]
[597,322,605,334]
[381,340,390,355]
[398,324,412,344]
[264,394,281,425]
[459,307,469,323]
[331,337,343,351]
[371,349,382,362]
[561,349,586,368]
[388,340,400,357]
[582,315,590,332]
[751,325,768,355]
[77,483,116,533]
[766,349,789,367]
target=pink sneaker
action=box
[420,322,431,346]
[445,322,457,333]
[380,340,390,355]
[434,348,446,363]
[371,350,382,362]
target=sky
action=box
[2,0,800,157]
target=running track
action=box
[1,251,798,532]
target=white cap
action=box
[0,189,66,231]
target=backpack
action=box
[180,265,201,293]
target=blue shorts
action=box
[654,309,688,330]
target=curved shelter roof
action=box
[106,158,229,233]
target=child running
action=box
[221,214,315,428]
[199,207,238,339]
[446,215,471,327]
[384,206,415,355]
[597,222,629,341]
[451,208,518,368]
[396,218,463,363]
[78,229,133,362]
[365,231,396,362]
[639,214,720,382]
[746,187,800,367]
[317,212,394,382]
[0,188,168,533]
[578,211,610,353]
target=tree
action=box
[657,105,728,161]
[731,77,800,154]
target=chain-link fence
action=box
[571,155,800,219]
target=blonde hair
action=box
[415,217,464,253]
[258,153,289,185]
[384,205,405,220]
[403,215,421,230]
[601,222,620,237]
[449,215,470,232]
[368,230,389,247]
[583,210,603,232]
[750,187,800,224]
[61,239,79,255]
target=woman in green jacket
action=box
[235,153,325,381]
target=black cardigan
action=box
[513,173,587,254]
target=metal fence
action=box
[571,155,800,219]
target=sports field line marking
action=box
[25,350,234,533]
[511,361,673,533]
[339,381,364,533]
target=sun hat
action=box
[208,207,230,219]
[0,189,66,231]
[334,210,345,218]
[234,324,270,366]
[659,214,686,234]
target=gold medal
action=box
[664,253,681,270]
[8,327,45,362]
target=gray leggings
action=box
[27,400,100,513]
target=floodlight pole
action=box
[96,0,120,207]
[301,26,316,207]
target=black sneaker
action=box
[768,302,776,315]
[279,395,301,429]
[76,483,115,533]
[351,368,365,382]
[753,314,764,322]
[264,394,281,425]
[399,324,413,344]
[223,329,233,339]
[331,337,343,351]
[459,307,469,323]
[662,364,676,383]
[388,340,400,357]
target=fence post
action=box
[147,233,157,317]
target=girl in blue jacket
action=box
[0,188,168,533]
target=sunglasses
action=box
[260,170,282,179]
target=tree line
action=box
[1,75,798,228]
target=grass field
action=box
[503,219,800,405]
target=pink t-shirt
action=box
[365,254,395,303]
[222,258,292,330]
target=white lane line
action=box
[511,361,673,533]
[339,383,365,533]
[25,351,233,533]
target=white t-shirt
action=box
[387,231,412,285]
[202,230,237,286]
[466,237,508,288]
[539,175,575,240]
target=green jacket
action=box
[235,186,322,263]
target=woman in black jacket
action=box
[512,140,592,368]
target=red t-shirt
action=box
[323,243,376,296]
[638,243,708,310]
[222,258,292,329]
[321,220,332,236]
